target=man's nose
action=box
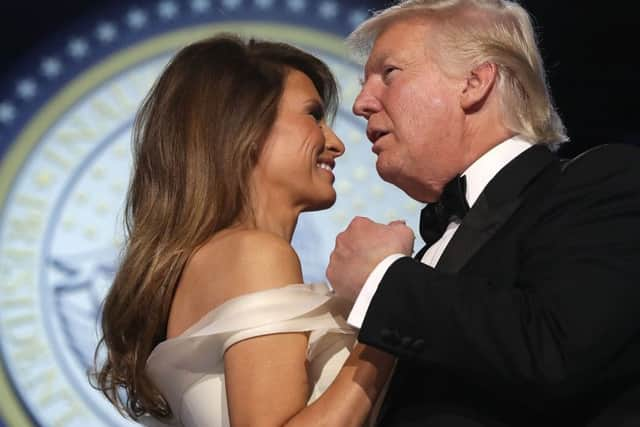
[352,87,381,119]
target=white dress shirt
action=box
[347,136,535,328]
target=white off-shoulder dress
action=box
[141,283,381,427]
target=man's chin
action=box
[376,162,402,187]
[376,165,432,203]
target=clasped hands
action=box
[326,216,415,302]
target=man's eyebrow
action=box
[363,51,392,80]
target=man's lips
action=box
[371,132,390,154]
[367,128,390,144]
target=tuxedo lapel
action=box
[435,145,559,273]
[434,191,520,273]
[414,245,428,261]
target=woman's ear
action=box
[460,62,498,112]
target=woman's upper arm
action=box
[222,231,310,426]
[225,332,310,426]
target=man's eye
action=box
[383,66,397,76]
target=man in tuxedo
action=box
[326,1,640,426]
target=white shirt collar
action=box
[462,135,534,208]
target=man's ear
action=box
[460,62,498,112]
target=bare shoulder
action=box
[192,229,303,295]
[167,229,304,337]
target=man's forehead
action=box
[364,50,393,71]
[364,20,428,63]
[363,36,426,75]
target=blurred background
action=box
[1,1,636,154]
[0,1,636,426]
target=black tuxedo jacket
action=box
[359,144,640,426]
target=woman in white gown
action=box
[92,34,397,426]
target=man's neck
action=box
[462,135,534,208]
[458,126,517,175]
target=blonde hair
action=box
[91,34,338,421]
[348,0,568,145]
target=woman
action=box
[93,34,395,426]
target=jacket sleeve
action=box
[358,144,640,401]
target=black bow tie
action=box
[419,175,470,247]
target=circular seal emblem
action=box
[0,1,423,426]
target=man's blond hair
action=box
[348,0,568,145]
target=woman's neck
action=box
[233,198,300,243]
[253,206,299,242]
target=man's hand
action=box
[326,217,415,302]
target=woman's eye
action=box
[309,107,324,122]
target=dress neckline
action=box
[152,282,333,350]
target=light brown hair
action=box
[91,34,338,420]
[348,0,568,145]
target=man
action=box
[326,0,640,426]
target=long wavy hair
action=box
[91,34,338,421]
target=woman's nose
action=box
[325,127,345,157]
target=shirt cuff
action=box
[347,254,405,329]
